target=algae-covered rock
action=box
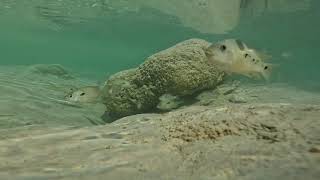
[135,39,225,96]
[102,39,225,118]
[101,69,158,118]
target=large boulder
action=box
[134,39,225,96]
[102,39,225,118]
[101,69,158,118]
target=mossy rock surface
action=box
[102,39,225,118]
[135,39,225,96]
[101,69,158,118]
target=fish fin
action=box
[206,56,216,66]
[226,71,233,76]
[204,44,214,57]
[207,58,232,74]
[247,48,272,61]
[243,72,261,80]
[249,73,262,80]
[255,50,272,61]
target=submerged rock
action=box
[1,103,319,179]
[228,94,247,103]
[102,39,225,118]
[101,69,159,118]
[135,39,225,96]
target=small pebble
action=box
[82,136,99,140]
[101,133,123,139]
[43,168,60,173]
[309,146,320,153]
[228,95,247,103]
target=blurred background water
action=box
[0,0,319,90]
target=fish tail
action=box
[204,44,215,57]
[255,50,272,61]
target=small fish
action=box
[281,51,292,59]
[157,94,184,111]
[65,86,101,103]
[205,39,274,80]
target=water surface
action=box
[0,0,319,89]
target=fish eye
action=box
[80,92,86,96]
[220,45,227,51]
[264,66,268,70]
[69,94,72,98]
[244,53,249,58]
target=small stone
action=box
[82,136,99,140]
[105,145,113,150]
[43,168,60,173]
[309,146,320,153]
[228,95,247,103]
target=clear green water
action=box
[0,0,319,90]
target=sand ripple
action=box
[0,65,105,129]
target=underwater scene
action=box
[0,0,319,179]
